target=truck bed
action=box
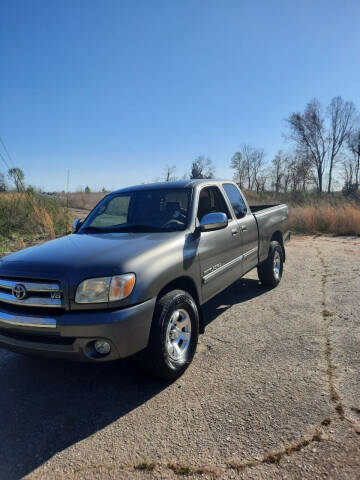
[249,204,281,213]
[249,204,289,263]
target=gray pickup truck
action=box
[0,180,289,379]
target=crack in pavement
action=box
[315,241,360,435]
[226,424,328,473]
[51,423,331,479]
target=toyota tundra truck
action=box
[0,180,290,379]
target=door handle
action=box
[231,228,239,236]
[240,225,247,232]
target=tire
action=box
[257,241,284,288]
[140,289,199,380]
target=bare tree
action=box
[343,156,355,190]
[278,153,308,192]
[240,144,254,189]
[347,129,360,189]
[282,155,292,192]
[296,154,313,191]
[254,172,268,193]
[230,152,246,188]
[8,167,25,192]
[164,165,177,182]
[231,145,266,191]
[327,97,356,192]
[271,151,285,193]
[287,99,328,193]
[250,148,266,192]
[190,156,215,179]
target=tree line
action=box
[165,96,360,196]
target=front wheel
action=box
[140,289,199,380]
[257,241,284,288]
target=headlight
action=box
[75,274,135,304]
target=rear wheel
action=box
[257,241,284,288]
[140,289,199,380]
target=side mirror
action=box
[200,212,228,232]
[72,218,83,232]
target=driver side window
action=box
[197,187,231,221]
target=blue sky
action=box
[1,0,359,191]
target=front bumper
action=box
[0,297,156,362]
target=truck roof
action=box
[113,179,230,193]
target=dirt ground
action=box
[0,236,359,479]
[70,208,91,221]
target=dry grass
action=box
[0,193,72,254]
[57,192,105,210]
[167,462,220,477]
[134,460,156,471]
[289,203,360,235]
[243,189,360,236]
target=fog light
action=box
[94,340,111,355]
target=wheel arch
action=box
[157,276,204,334]
[271,230,285,262]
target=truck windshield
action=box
[80,188,192,233]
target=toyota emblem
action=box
[12,284,27,300]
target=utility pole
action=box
[66,169,70,209]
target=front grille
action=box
[0,277,64,309]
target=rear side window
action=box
[197,186,231,220]
[223,183,247,219]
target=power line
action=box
[0,135,16,169]
[0,150,11,171]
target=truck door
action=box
[197,186,244,302]
[222,183,258,274]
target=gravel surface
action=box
[0,235,359,479]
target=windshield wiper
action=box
[79,226,106,233]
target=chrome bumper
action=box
[0,297,157,361]
[0,311,57,328]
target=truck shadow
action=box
[202,277,267,327]
[0,277,266,480]
[0,355,168,480]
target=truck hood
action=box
[0,232,185,280]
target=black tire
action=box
[257,241,284,288]
[140,289,199,380]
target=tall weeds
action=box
[0,193,72,252]
[245,190,360,235]
[289,203,360,235]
